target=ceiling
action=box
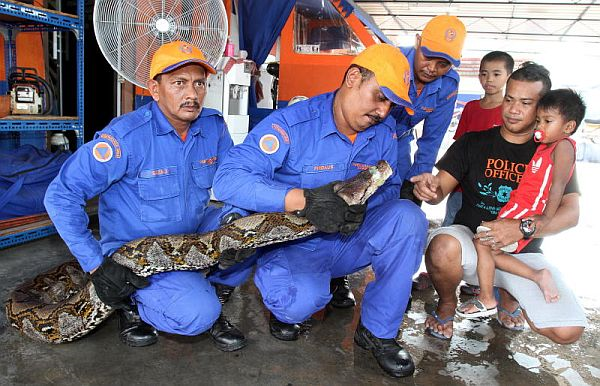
[352,0,600,117]
[354,0,600,44]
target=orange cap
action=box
[149,41,216,80]
[420,15,466,67]
[351,44,414,114]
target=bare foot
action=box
[535,268,560,303]
[425,302,455,339]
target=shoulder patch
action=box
[259,134,280,155]
[92,141,113,162]
[99,133,122,158]
[271,123,290,144]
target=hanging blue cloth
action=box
[238,0,295,69]
[238,0,296,109]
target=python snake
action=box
[5,161,391,343]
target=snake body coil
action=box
[5,161,392,343]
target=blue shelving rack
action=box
[0,0,84,249]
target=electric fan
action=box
[93,0,228,89]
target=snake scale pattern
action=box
[5,161,392,344]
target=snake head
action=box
[334,160,393,205]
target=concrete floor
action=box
[3,161,600,385]
[1,222,599,385]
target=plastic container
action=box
[225,38,235,57]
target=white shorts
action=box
[427,225,588,329]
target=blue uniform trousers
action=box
[254,199,427,339]
[132,206,226,335]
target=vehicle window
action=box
[294,0,364,55]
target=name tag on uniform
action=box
[302,163,345,174]
[139,166,177,178]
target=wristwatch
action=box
[519,219,536,239]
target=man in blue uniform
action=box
[213,44,428,378]
[44,41,246,351]
[331,15,467,308]
[394,15,466,202]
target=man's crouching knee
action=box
[425,233,462,271]
[536,325,584,345]
[159,293,221,336]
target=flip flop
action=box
[425,310,454,340]
[493,287,525,331]
[455,297,498,319]
[496,304,525,331]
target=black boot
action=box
[214,283,235,305]
[330,276,356,308]
[269,313,300,341]
[354,321,415,378]
[210,314,247,352]
[117,305,158,347]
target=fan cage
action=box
[93,0,228,88]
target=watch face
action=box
[520,219,536,238]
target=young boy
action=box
[456,89,586,318]
[443,51,514,227]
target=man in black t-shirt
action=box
[411,63,587,343]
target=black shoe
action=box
[269,313,300,341]
[210,314,247,352]
[330,276,356,308]
[214,283,235,305]
[354,321,415,378]
[117,306,158,347]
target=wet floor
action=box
[2,233,598,385]
[1,162,599,385]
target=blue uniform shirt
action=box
[213,92,400,213]
[391,46,460,181]
[44,102,233,272]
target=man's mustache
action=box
[180,101,200,108]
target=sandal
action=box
[496,304,525,331]
[425,310,454,340]
[494,287,525,331]
[455,298,497,319]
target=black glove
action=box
[299,182,367,235]
[339,204,367,236]
[218,212,256,270]
[90,259,149,309]
[400,180,422,207]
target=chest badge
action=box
[259,134,280,155]
[92,141,113,162]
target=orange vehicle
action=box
[276,0,383,104]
